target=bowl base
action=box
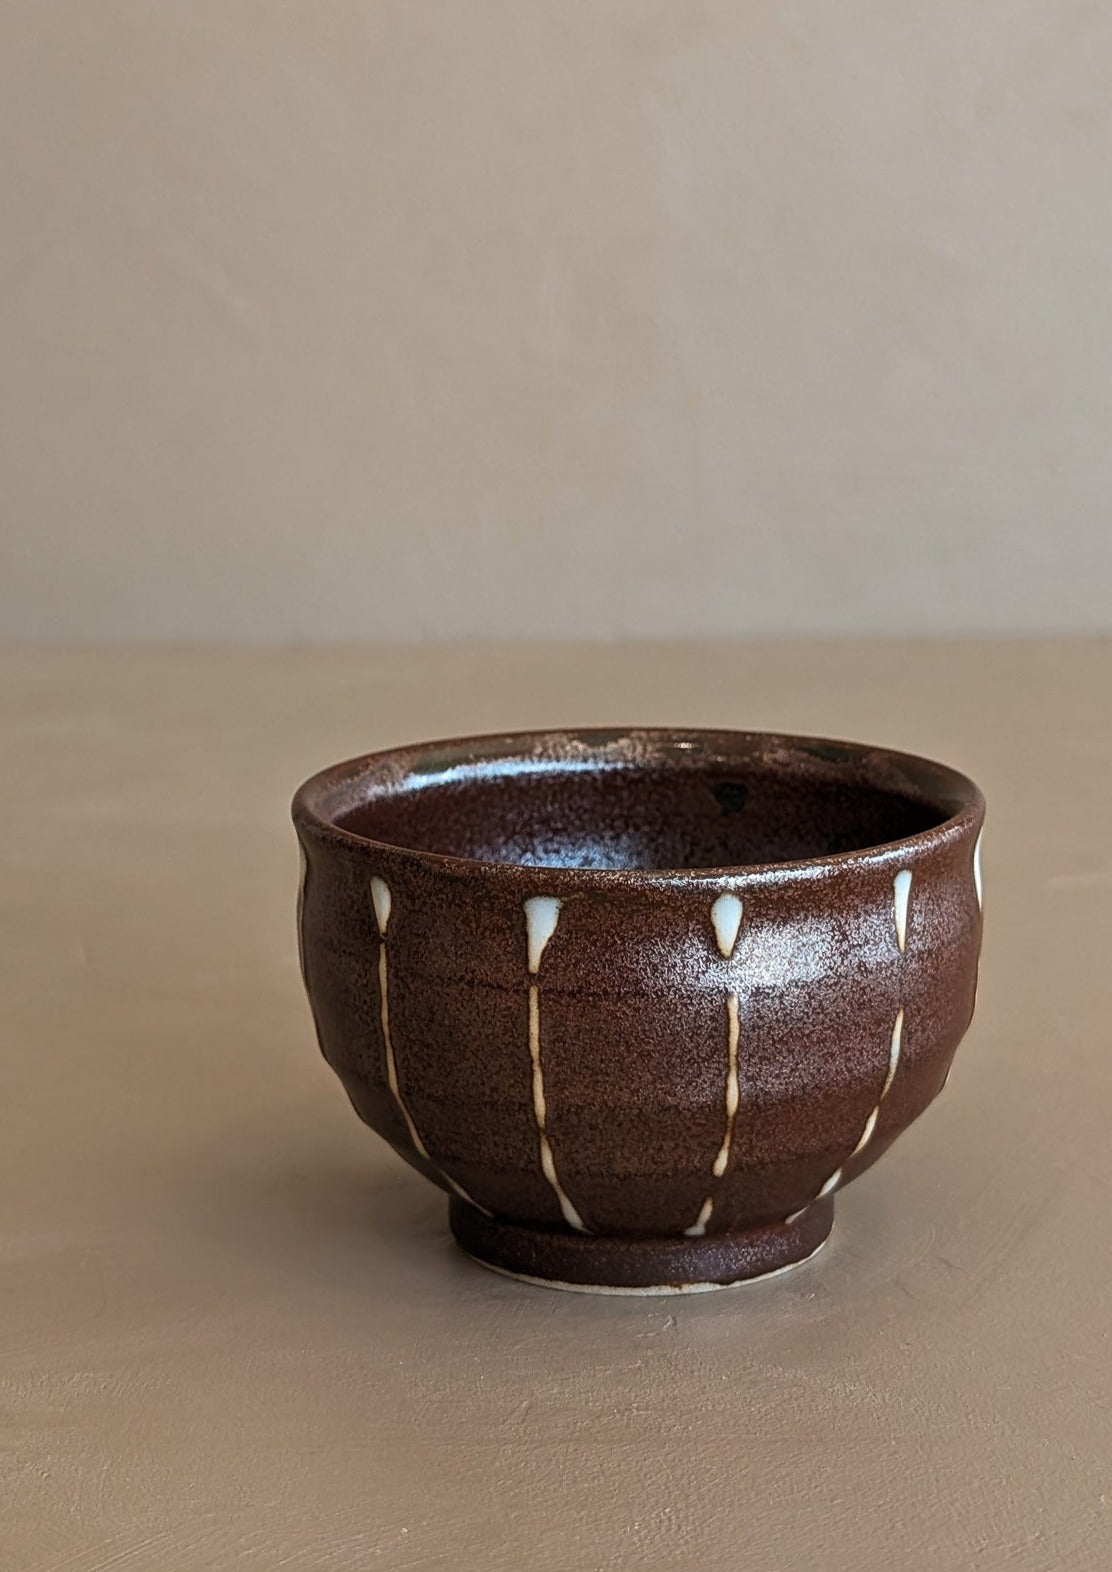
[449,1195,834,1295]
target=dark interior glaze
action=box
[333,737,955,871]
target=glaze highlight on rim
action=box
[291,725,985,887]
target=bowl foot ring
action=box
[449,1194,835,1295]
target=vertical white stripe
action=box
[371,875,392,936]
[711,992,741,1179]
[685,914,745,1237]
[379,942,428,1160]
[893,868,912,953]
[524,899,587,1232]
[684,1197,714,1238]
[881,1007,904,1100]
[793,1002,907,1225]
[525,895,562,973]
[372,876,488,1214]
[850,1106,879,1156]
[711,893,743,959]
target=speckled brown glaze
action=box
[292,729,984,1292]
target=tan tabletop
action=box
[3,640,1109,1571]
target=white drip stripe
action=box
[378,943,429,1160]
[684,1196,714,1238]
[893,868,912,953]
[882,1006,904,1100]
[793,1003,906,1221]
[527,980,586,1231]
[712,992,741,1179]
[372,876,489,1216]
[711,893,743,959]
[850,1106,879,1156]
[685,895,746,1236]
[524,898,587,1233]
[794,882,913,1214]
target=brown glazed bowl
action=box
[292,729,984,1294]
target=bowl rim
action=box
[291,725,985,887]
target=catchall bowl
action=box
[293,728,984,1293]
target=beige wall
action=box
[3,3,1110,642]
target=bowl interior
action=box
[329,732,962,872]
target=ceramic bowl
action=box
[292,728,984,1293]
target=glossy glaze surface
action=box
[293,728,984,1289]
